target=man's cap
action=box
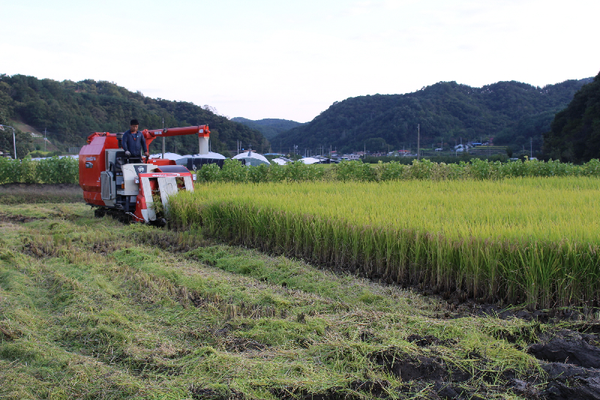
[130,119,139,126]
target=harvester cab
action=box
[79,125,209,224]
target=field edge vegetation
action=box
[2,156,600,185]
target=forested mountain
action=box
[544,71,600,163]
[274,79,592,154]
[0,74,269,157]
[231,117,304,141]
[2,73,596,160]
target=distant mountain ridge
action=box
[273,78,593,154]
[231,117,304,141]
[2,73,595,159]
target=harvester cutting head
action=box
[133,164,194,224]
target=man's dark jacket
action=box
[122,129,147,157]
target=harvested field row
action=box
[0,183,83,204]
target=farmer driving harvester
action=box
[122,119,149,161]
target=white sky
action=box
[1,0,598,123]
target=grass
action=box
[0,200,561,399]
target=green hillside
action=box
[544,71,600,163]
[231,117,304,141]
[2,73,595,160]
[0,74,270,157]
[274,79,592,155]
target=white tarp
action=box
[271,157,291,165]
[233,150,270,166]
[299,157,321,165]
[149,152,184,161]
[188,151,226,159]
[31,155,79,161]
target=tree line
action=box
[231,117,304,141]
[274,78,595,159]
[544,72,600,163]
[2,72,599,163]
[0,75,270,157]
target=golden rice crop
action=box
[170,177,600,308]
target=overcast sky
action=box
[1,0,599,123]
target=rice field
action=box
[169,177,600,309]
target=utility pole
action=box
[162,118,166,159]
[44,127,47,152]
[0,125,17,159]
[530,137,533,158]
[418,125,422,159]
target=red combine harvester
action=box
[79,125,210,225]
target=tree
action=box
[0,74,270,155]
[273,79,591,153]
[544,71,600,163]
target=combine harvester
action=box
[79,125,211,225]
